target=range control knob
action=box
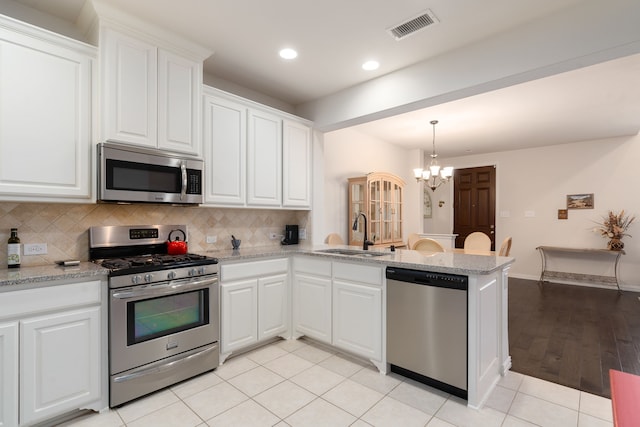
[167,271,177,280]
[198,267,206,275]
[189,268,197,276]
[131,275,141,284]
[144,274,153,283]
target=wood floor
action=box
[508,277,640,398]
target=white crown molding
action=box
[91,0,212,61]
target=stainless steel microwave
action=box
[97,142,204,205]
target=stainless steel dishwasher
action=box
[386,267,468,399]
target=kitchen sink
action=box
[316,248,388,257]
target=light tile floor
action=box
[61,339,613,427]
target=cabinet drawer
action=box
[333,262,383,286]
[0,281,102,320]
[294,256,331,277]
[222,258,288,281]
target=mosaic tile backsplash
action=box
[0,202,310,268]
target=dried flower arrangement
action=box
[595,210,635,250]
[597,210,635,239]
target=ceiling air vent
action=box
[387,9,439,40]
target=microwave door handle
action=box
[180,161,187,200]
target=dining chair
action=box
[407,233,421,250]
[412,238,445,252]
[325,233,344,245]
[499,236,512,256]
[464,232,492,251]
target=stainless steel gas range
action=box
[90,224,219,407]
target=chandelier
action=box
[413,120,453,191]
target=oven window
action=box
[127,289,209,345]
[107,159,181,193]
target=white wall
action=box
[322,127,422,245]
[323,130,640,290]
[434,134,640,290]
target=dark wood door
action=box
[453,166,496,249]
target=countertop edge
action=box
[0,262,109,290]
[0,244,515,290]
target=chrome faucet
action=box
[352,212,374,250]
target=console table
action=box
[536,246,625,292]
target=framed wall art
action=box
[423,187,432,218]
[566,193,594,209]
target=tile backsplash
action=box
[0,202,310,268]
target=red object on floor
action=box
[610,369,640,426]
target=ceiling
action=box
[10,0,640,157]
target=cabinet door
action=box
[293,274,332,344]
[247,109,282,206]
[0,23,93,200]
[101,27,157,147]
[0,322,18,427]
[158,49,201,155]
[221,279,258,354]
[332,280,382,360]
[258,274,288,340]
[20,306,101,426]
[203,95,246,205]
[282,120,312,208]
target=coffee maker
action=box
[281,225,299,245]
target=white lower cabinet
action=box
[0,279,106,426]
[220,258,289,362]
[258,274,288,340]
[0,322,18,427]
[293,273,332,344]
[292,256,384,369]
[221,278,258,353]
[20,307,101,426]
[332,280,382,361]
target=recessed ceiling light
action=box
[279,48,298,60]
[362,60,380,71]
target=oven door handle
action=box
[112,345,217,383]
[112,277,217,299]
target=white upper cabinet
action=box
[101,28,157,149]
[283,120,312,208]
[0,16,94,202]
[157,49,201,154]
[99,22,208,156]
[202,87,312,209]
[203,95,246,205]
[247,109,282,207]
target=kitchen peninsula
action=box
[214,244,513,409]
[0,245,513,422]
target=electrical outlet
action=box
[206,235,217,244]
[299,228,307,239]
[24,243,47,255]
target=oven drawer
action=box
[110,343,218,407]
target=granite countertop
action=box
[0,244,514,291]
[206,243,514,276]
[0,262,108,291]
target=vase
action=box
[608,238,624,251]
